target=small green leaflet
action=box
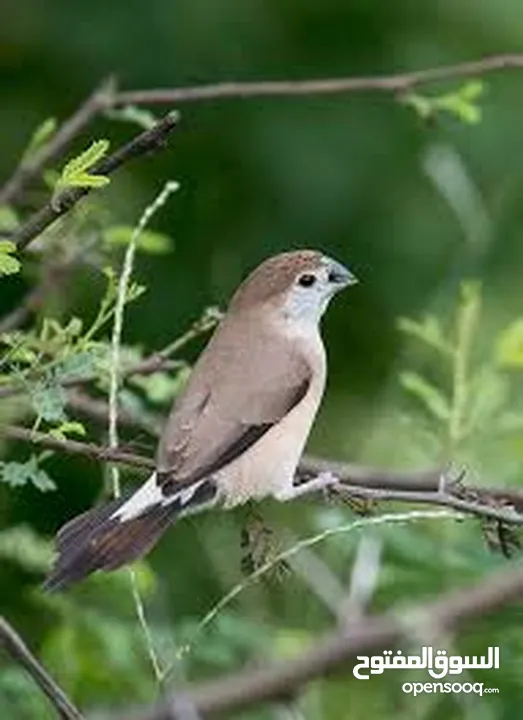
[30,380,67,423]
[56,350,98,380]
[0,456,56,492]
[54,139,111,197]
[0,205,19,232]
[0,241,21,277]
[21,117,57,163]
[103,225,174,254]
[399,371,451,422]
[49,421,86,440]
[403,80,485,125]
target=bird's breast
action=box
[216,340,326,508]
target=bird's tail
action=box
[43,474,216,592]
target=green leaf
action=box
[25,456,56,491]
[403,80,485,126]
[466,366,508,434]
[495,318,523,368]
[130,366,190,404]
[49,421,86,440]
[0,205,19,232]
[399,371,451,421]
[0,240,21,276]
[54,139,111,196]
[0,456,56,492]
[56,350,97,380]
[103,225,174,254]
[402,93,433,120]
[43,169,60,189]
[104,105,158,130]
[397,315,452,355]
[63,173,110,189]
[21,117,57,163]
[31,380,67,422]
[61,139,110,180]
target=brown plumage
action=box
[44,250,355,590]
[229,250,324,310]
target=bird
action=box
[43,249,357,591]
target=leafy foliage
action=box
[103,225,173,254]
[0,241,21,277]
[21,117,57,163]
[0,455,56,491]
[404,80,485,124]
[53,139,111,204]
[0,525,54,571]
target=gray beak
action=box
[326,259,358,288]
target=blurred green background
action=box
[2,1,523,718]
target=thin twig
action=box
[3,55,523,216]
[12,112,178,252]
[108,180,178,685]
[171,510,460,669]
[0,308,218,401]
[127,307,221,377]
[300,455,523,510]
[0,423,154,469]
[0,77,115,208]
[2,422,523,523]
[109,558,523,719]
[333,483,523,525]
[0,615,84,720]
[114,54,523,107]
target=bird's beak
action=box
[327,259,358,288]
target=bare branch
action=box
[332,483,523,526]
[0,423,154,469]
[3,54,523,217]
[300,455,523,510]
[0,615,84,720]
[0,309,218,401]
[104,560,523,718]
[12,112,178,252]
[0,77,115,208]
[114,54,523,106]
[2,420,523,525]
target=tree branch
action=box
[2,422,523,525]
[106,560,523,718]
[0,77,115,208]
[0,424,153,469]
[0,615,84,720]
[114,54,523,106]
[12,111,178,252]
[300,455,523,510]
[3,55,523,219]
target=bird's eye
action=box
[298,273,317,288]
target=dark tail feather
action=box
[43,498,175,592]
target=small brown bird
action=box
[44,250,357,590]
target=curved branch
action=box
[2,423,523,525]
[0,616,83,720]
[12,112,178,252]
[0,77,115,208]
[108,560,523,718]
[115,54,523,106]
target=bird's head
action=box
[230,250,358,325]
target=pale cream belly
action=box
[214,376,325,508]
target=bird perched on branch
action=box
[44,250,357,591]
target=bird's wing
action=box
[155,316,312,492]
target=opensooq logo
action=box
[353,646,499,680]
